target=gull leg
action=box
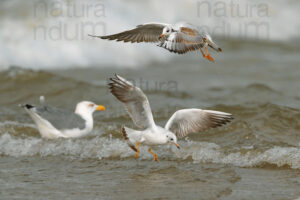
[134,142,140,159]
[204,47,215,63]
[148,148,158,162]
[200,48,206,57]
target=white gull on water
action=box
[109,74,233,161]
[89,22,222,63]
[21,97,105,139]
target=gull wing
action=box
[157,32,204,54]
[165,109,233,138]
[108,74,156,129]
[89,22,169,43]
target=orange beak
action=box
[174,143,180,149]
[96,105,105,111]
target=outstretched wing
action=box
[89,22,169,43]
[165,109,233,138]
[108,74,155,129]
[157,32,204,54]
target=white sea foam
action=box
[181,141,300,169]
[0,121,36,129]
[1,130,300,169]
[0,0,299,70]
[0,132,132,159]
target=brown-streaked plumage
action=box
[89,22,222,63]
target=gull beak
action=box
[159,34,165,39]
[96,105,105,111]
[174,143,180,149]
[207,40,222,52]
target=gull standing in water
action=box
[21,96,105,139]
[109,75,233,161]
[89,22,222,63]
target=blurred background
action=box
[1,0,300,199]
[0,0,299,69]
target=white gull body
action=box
[22,98,105,139]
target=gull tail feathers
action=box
[20,96,46,109]
[20,104,35,110]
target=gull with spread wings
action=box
[89,22,222,63]
[109,74,233,161]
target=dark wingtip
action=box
[122,127,128,140]
[218,48,222,52]
[21,104,34,109]
[122,127,138,152]
[88,34,104,39]
[208,112,234,128]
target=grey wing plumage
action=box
[158,32,204,54]
[108,74,156,129]
[28,105,86,130]
[165,109,233,138]
[89,23,168,43]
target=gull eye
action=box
[89,103,94,107]
[170,138,174,141]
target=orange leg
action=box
[148,148,158,162]
[134,142,140,159]
[204,47,214,63]
[200,48,206,57]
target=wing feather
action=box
[165,109,233,138]
[108,74,155,129]
[89,23,169,43]
[157,32,204,54]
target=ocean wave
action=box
[181,141,300,169]
[0,67,109,109]
[1,131,299,169]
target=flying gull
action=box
[21,96,105,139]
[89,22,222,63]
[108,74,233,161]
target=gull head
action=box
[166,132,180,149]
[159,26,173,40]
[75,101,105,117]
[203,34,222,52]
